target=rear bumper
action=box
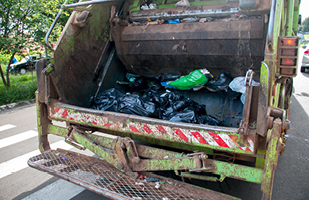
[49,100,257,156]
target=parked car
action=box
[301,48,309,72]
[9,54,46,74]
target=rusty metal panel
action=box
[52,2,122,107]
[122,19,264,41]
[113,18,266,78]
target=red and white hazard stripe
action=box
[128,123,254,152]
[50,108,254,152]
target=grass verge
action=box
[0,64,37,105]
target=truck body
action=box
[28,0,301,199]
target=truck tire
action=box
[20,68,27,75]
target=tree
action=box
[300,17,309,32]
[0,0,33,88]
[0,0,72,88]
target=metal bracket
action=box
[238,70,254,135]
[121,138,141,164]
[117,138,139,178]
[42,64,54,75]
[65,127,86,150]
[186,152,215,172]
[266,106,290,133]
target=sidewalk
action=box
[0,99,35,114]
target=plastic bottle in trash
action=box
[168,69,212,90]
[168,19,180,24]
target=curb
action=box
[0,99,36,114]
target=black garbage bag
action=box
[167,109,197,123]
[198,115,222,126]
[125,73,148,92]
[172,100,190,111]
[186,99,206,116]
[141,87,163,105]
[205,72,233,92]
[159,91,184,119]
[90,88,124,111]
[117,94,159,117]
[117,73,148,92]
[160,73,182,82]
[154,91,206,121]
[128,78,148,92]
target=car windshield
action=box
[20,56,29,63]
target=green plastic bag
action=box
[168,69,211,90]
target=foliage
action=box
[0,65,37,105]
[300,17,309,32]
[0,52,23,66]
[0,0,74,88]
[28,0,74,46]
[0,0,73,53]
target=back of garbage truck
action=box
[29,0,301,199]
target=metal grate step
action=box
[28,149,239,200]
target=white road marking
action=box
[0,130,37,149]
[0,124,16,132]
[21,179,85,200]
[0,140,72,179]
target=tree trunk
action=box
[5,52,16,88]
[0,63,8,88]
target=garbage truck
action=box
[28,0,301,199]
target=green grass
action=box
[0,64,37,105]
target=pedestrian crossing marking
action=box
[0,124,16,132]
[0,130,37,149]
[0,140,72,179]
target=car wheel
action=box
[20,68,27,75]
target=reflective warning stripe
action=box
[50,107,254,152]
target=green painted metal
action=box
[286,0,295,36]
[261,119,282,199]
[138,147,183,159]
[255,149,266,169]
[272,0,284,53]
[47,124,68,138]
[292,0,300,35]
[135,158,196,171]
[46,123,262,183]
[180,172,219,182]
[36,93,43,153]
[87,133,117,150]
[260,62,270,96]
[72,131,120,169]
[212,160,263,184]
[36,92,51,153]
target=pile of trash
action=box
[90,87,222,126]
[140,0,190,10]
[90,69,259,126]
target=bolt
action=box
[117,162,124,170]
[199,154,208,159]
[283,119,290,131]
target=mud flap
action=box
[28,149,240,200]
